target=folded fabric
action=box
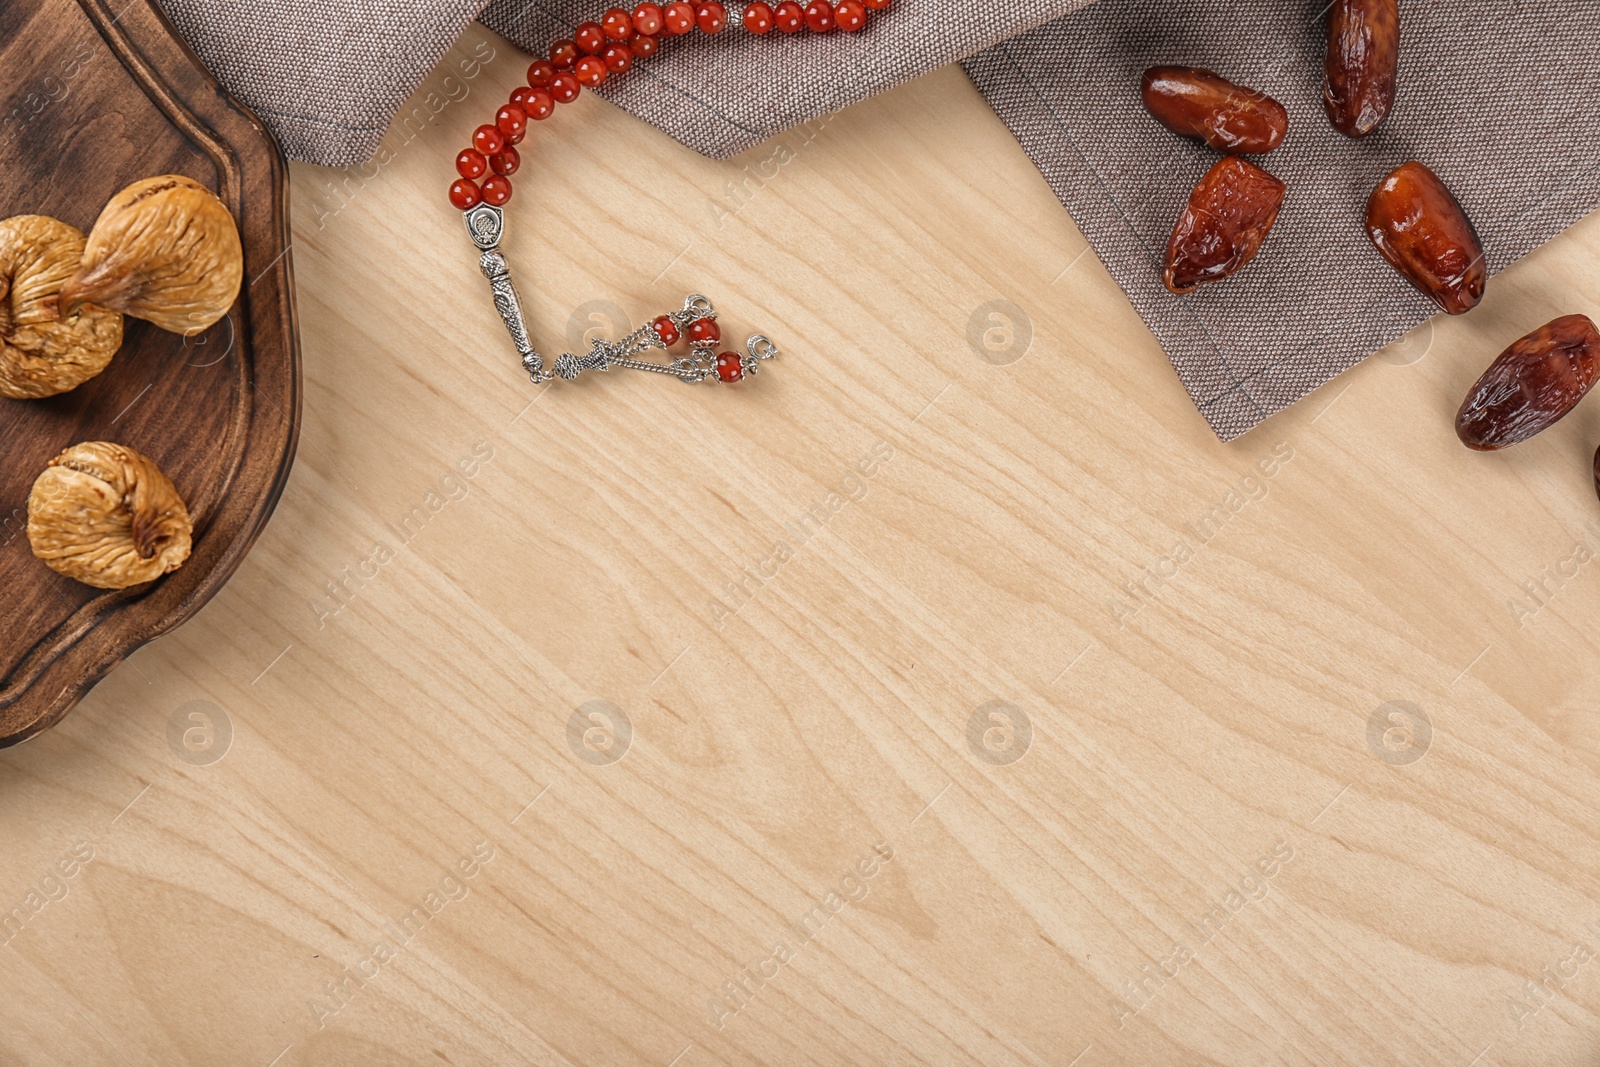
[478,0,1098,157]
[156,0,1600,439]
[155,0,490,168]
[153,0,1089,166]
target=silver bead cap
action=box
[464,204,504,250]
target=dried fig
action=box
[27,441,192,589]
[1324,0,1399,138]
[1366,161,1485,315]
[0,215,123,398]
[59,175,242,336]
[1456,315,1600,451]
[1163,157,1286,295]
[1141,66,1288,154]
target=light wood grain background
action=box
[5,22,1600,1066]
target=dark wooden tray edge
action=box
[0,0,302,747]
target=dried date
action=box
[1141,66,1288,155]
[1163,157,1287,295]
[1455,315,1600,451]
[1324,0,1399,138]
[1366,161,1485,315]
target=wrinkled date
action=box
[1324,0,1399,138]
[1163,157,1286,295]
[1456,315,1600,451]
[1593,445,1600,504]
[1141,66,1289,154]
[1366,161,1485,314]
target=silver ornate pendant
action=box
[464,204,778,386]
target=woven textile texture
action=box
[155,0,1600,439]
[152,0,1089,165]
[155,0,489,168]
[965,1,1600,439]
[478,0,1094,157]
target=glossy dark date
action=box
[1366,161,1485,315]
[1163,157,1286,295]
[1456,315,1600,451]
[1324,0,1399,138]
[1141,66,1288,155]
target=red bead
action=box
[496,105,527,141]
[773,2,803,31]
[603,7,636,38]
[834,0,865,29]
[523,87,555,120]
[632,2,664,34]
[472,124,504,155]
[448,179,482,210]
[662,1,695,34]
[456,148,487,180]
[743,1,774,32]
[527,60,556,86]
[603,43,633,73]
[715,352,744,382]
[481,175,513,206]
[490,146,521,176]
[575,21,607,53]
[688,318,720,344]
[803,0,834,31]
[633,33,659,58]
[695,1,727,32]
[652,315,681,347]
[550,72,581,103]
[862,0,888,9]
[575,55,608,86]
[510,85,531,109]
[550,39,578,67]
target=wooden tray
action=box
[0,0,299,745]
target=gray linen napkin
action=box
[152,0,1087,164]
[478,0,1094,157]
[156,0,1600,440]
[155,0,490,168]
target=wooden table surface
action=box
[7,23,1600,1066]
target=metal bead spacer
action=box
[464,204,505,250]
[671,293,716,330]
